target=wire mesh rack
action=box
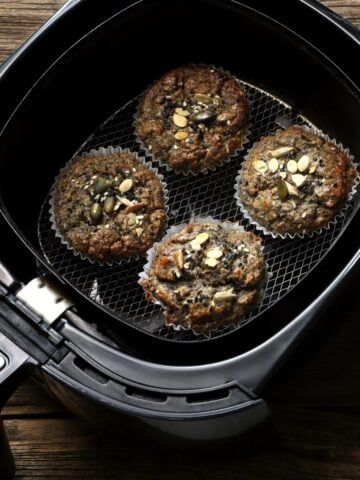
[38,81,359,342]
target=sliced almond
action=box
[297,154,311,172]
[204,257,218,267]
[270,146,294,158]
[174,130,188,141]
[291,174,307,187]
[268,158,279,173]
[213,290,237,303]
[286,160,298,173]
[119,178,133,193]
[253,160,268,173]
[279,172,287,179]
[174,250,184,270]
[285,181,299,196]
[173,113,188,128]
[135,228,143,238]
[194,93,211,104]
[175,107,190,117]
[123,202,146,214]
[206,247,223,259]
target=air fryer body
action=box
[0,0,359,461]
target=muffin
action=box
[135,65,249,173]
[52,150,167,263]
[238,126,356,236]
[139,221,265,334]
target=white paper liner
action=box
[139,217,269,337]
[234,125,359,240]
[133,64,251,176]
[49,146,169,266]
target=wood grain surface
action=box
[1,1,360,479]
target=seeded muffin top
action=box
[139,222,265,333]
[53,152,166,263]
[135,65,249,173]
[239,126,356,235]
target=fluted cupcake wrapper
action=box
[234,125,359,240]
[49,146,169,266]
[133,64,251,176]
[138,216,269,337]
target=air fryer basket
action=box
[38,83,359,342]
[0,0,359,353]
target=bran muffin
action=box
[135,65,249,173]
[52,150,167,263]
[139,221,265,334]
[238,126,356,236]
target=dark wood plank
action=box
[0,1,359,479]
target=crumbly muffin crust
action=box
[139,222,265,333]
[53,152,166,262]
[135,65,249,173]
[239,127,356,235]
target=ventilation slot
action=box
[186,389,230,404]
[74,357,109,385]
[125,386,167,403]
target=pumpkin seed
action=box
[103,196,116,214]
[191,110,215,123]
[94,177,111,194]
[173,113,188,128]
[90,203,102,223]
[277,178,288,200]
[119,178,133,193]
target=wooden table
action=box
[1,1,360,478]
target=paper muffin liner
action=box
[234,125,359,240]
[49,146,169,266]
[138,216,269,337]
[133,64,251,176]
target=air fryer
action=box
[0,1,359,478]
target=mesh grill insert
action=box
[38,82,359,342]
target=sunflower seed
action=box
[270,146,294,158]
